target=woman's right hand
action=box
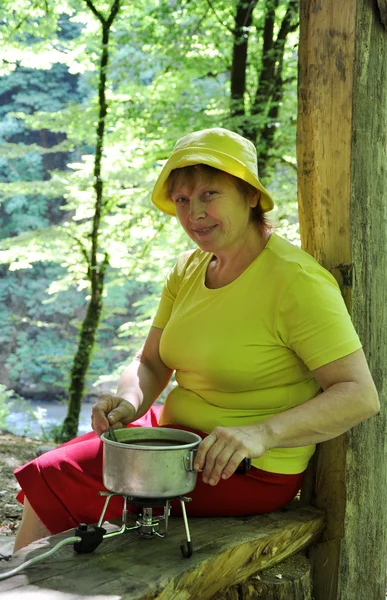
[91,394,138,436]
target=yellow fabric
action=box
[151,128,274,215]
[152,233,362,474]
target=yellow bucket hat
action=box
[151,127,274,215]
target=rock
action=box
[0,534,15,559]
[4,504,22,518]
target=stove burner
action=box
[124,495,176,508]
[73,491,193,558]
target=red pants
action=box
[15,406,304,535]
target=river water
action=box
[4,399,94,439]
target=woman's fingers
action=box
[107,401,137,427]
[91,395,136,436]
[202,446,236,485]
[91,395,115,435]
[195,426,251,485]
[194,430,219,471]
[219,450,248,480]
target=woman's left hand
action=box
[194,424,269,486]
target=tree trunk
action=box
[297,1,387,598]
[229,0,298,179]
[255,0,298,179]
[230,0,259,121]
[60,0,121,441]
[61,255,108,440]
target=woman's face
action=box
[170,170,259,254]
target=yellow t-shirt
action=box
[152,233,362,474]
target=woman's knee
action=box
[13,497,50,553]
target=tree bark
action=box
[60,0,121,441]
[249,0,280,144]
[230,0,259,120]
[297,1,387,598]
[61,254,109,439]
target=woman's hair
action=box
[166,164,271,232]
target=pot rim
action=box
[101,427,202,451]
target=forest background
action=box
[0,0,300,442]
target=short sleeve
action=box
[152,250,194,330]
[276,266,362,371]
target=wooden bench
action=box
[0,502,324,599]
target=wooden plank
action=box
[213,553,312,600]
[297,1,387,599]
[0,505,324,600]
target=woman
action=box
[13,128,379,552]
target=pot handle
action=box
[185,449,251,475]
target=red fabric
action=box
[15,406,304,535]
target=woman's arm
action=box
[194,348,379,485]
[91,327,173,435]
[262,347,379,448]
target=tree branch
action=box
[65,232,92,279]
[204,0,234,34]
[106,0,121,28]
[273,0,299,59]
[83,0,106,25]
[122,221,167,281]
[189,7,210,36]
[242,0,258,29]
[278,155,298,172]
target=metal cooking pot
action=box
[101,427,202,498]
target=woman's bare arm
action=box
[92,327,173,435]
[194,348,379,485]
[262,348,379,448]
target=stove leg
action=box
[122,495,129,529]
[179,498,193,558]
[97,493,114,528]
[163,499,170,537]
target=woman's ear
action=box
[249,190,261,208]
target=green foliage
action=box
[0,0,300,425]
[0,384,44,437]
[0,385,13,429]
[38,422,65,443]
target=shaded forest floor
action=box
[0,430,43,556]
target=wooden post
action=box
[297,1,387,599]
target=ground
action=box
[0,430,44,558]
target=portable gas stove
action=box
[73,491,194,557]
